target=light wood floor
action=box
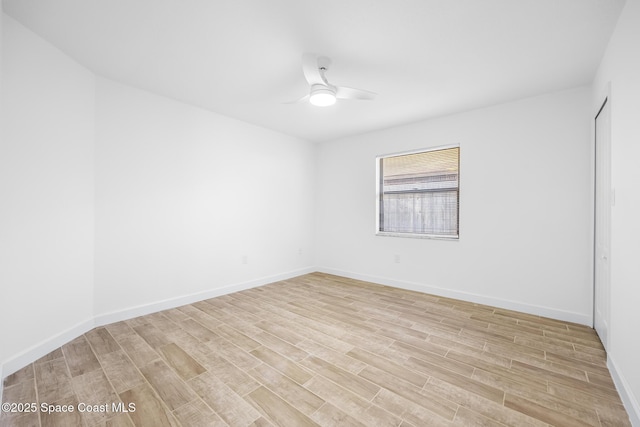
[1,273,631,427]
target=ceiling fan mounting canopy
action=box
[316,56,332,73]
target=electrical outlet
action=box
[298,248,303,255]
[394,254,400,263]
[242,255,248,265]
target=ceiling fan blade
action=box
[283,94,310,104]
[335,86,377,100]
[302,53,325,86]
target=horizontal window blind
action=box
[378,147,459,237]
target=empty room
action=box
[1,0,639,426]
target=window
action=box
[376,146,459,239]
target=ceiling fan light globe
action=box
[309,87,336,107]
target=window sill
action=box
[376,231,459,241]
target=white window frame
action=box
[375,144,460,240]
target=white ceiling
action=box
[2,0,625,142]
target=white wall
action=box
[0,15,95,372]
[0,14,316,380]
[94,78,316,320]
[316,87,592,324]
[592,0,640,424]
[0,4,4,397]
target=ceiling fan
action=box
[288,53,377,107]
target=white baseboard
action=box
[317,267,591,326]
[609,356,640,426]
[93,267,316,327]
[1,317,95,381]
[1,267,316,391]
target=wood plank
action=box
[120,384,175,427]
[172,398,227,427]
[301,355,380,401]
[359,365,458,421]
[0,379,39,427]
[178,319,219,343]
[253,331,310,362]
[296,339,365,374]
[62,335,101,377]
[39,396,83,427]
[132,324,171,350]
[105,321,136,341]
[347,347,427,387]
[311,402,367,427]
[216,324,261,352]
[34,358,75,402]
[85,327,121,356]
[117,334,160,368]
[98,349,145,394]
[246,386,319,427]
[158,343,206,381]
[425,376,548,427]
[249,363,324,416]
[2,364,33,388]
[250,346,313,385]
[504,393,598,427]
[371,388,456,427]
[188,372,261,426]
[207,336,260,371]
[305,375,400,427]
[71,369,120,426]
[104,413,135,427]
[139,359,196,411]
[404,356,504,403]
[34,348,65,365]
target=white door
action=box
[594,97,611,351]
